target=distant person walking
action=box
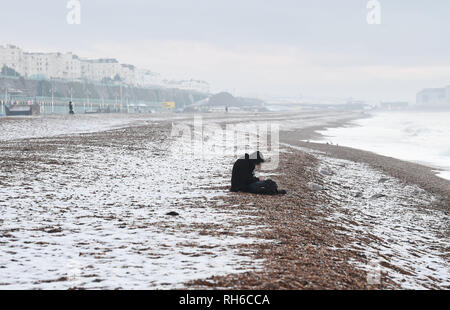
[69,101,74,114]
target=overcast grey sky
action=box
[1,0,449,102]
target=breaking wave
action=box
[316,111,450,180]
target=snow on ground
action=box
[0,114,201,142]
[4,112,444,289]
[0,117,267,289]
[285,144,450,289]
[0,111,353,142]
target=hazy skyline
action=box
[1,0,450,102]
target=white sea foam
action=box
[314,111,450,180]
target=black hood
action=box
[244,151,265,164]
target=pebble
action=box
[166,211,180,216]
[354,192,363,198]
[308,182,324,191]
[370,193,386,200]
[319,169,333,176]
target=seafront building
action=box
[416,86,450,107]
[380,101,409,110]
[0,44,209,93]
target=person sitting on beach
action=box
[230,151,286,195]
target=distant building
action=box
[136,69,163,86]
[120,64,136,85]
[0,44,25,75]
[0,44,210,92]
[416,86,450,107]
[344,99,368,111]
[82,58,120,82]
[23,52,81,80]
[162,79,210,93]
[380,101,409,110]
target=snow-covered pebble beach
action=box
[1,112,448,289]
[287,144,449,289]
[0,119,266,289]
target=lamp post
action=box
[1,88,7,114]
[120,84,123,112]
[49,87,55,114]
[85,89,91,113]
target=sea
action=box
[314,111,450,181]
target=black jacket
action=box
[230,157,259,192]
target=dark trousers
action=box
[247,181,266,193]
